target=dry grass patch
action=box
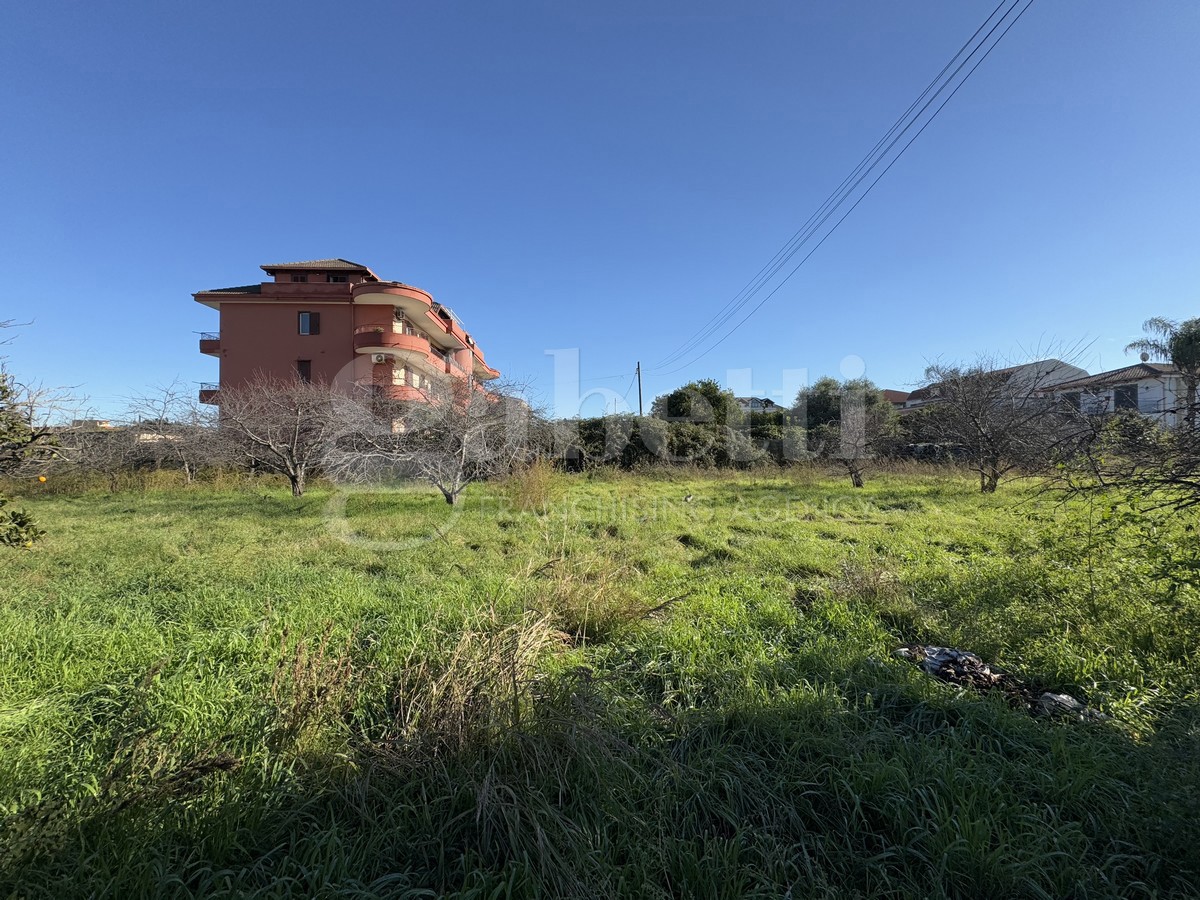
[375,611,563,757]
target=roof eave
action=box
[259,258,380,280]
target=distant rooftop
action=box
[907,358,1083,404]
[198,284,262,295]
[1052,362,1179,391]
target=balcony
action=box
[472,357,501,381]
[353,324,432,355]
[429,347,467,377]
[199,383,220,405]
[351,281,435,317]
[199,332,220,355]
[353,325,447,379]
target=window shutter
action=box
[310,312,321,335]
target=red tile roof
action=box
[1050,363,1178,391]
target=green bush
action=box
[0,495,43,548]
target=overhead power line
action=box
[653,0,1015,373]
[621,370,638,402]
[650,0,1036,376]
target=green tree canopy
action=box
[792,376,891,430]
[651,379,742,426]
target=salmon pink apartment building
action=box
[194,259,500,404]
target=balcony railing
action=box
[198,383,220,405]
[198,332,221,355]
[392,318,426,338]
[353,325,433,356]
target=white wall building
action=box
[1048,363,1183,427]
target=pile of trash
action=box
[893,644,1106,721]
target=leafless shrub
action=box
[122,379,219,482]
[67,425,145,491]
[0,371,76,476]
[1052,410,1200,512]
[1047,316,1200,511]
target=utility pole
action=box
[636,361,643,417]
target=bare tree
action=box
[0,342,74,476]
[1051,376,1200,514]
[0,369,55,474]
[123,380,218,483]
[1059,412,1200,510]
[1,320,75,545]
[912,357,1082,493]
[70,424,144,491]
[217,377,342,497]
[326,379,534,505]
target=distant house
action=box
[903,359,1089,410]
[1046,362,1184,427]
[71,419,115,431]
[735,397,779,413]
[882,389,910,409]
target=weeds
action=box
[375,611,562,757]
[504,458,566,514]
[267,622,358,752]
[1,473,1198,897]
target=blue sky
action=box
[1,1,1196,418]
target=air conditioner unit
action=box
[372,354,389,365]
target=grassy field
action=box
[2,468,1199,898]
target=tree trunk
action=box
[290,472,305,497]
[847,462,864,488]
[442,488,459,506]
[982,468,1000,493]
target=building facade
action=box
[195,259,499,404]
[734,397,779,413]
[1047,362,1183,427]
[902,359,1089,410]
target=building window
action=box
[395,366,424,389]
[296,360,312,383]
[328,274,349,283]
[291,274,308,283]
[1114,384,1138,410]
[298,311,321,335]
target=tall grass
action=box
[1,472,1198,896]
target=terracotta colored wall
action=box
[217,302,355,389]
[352,304,394,330]
[270,271,372,284]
